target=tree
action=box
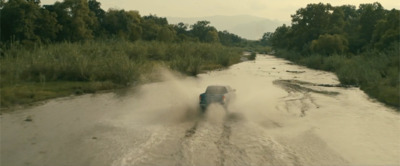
[53,0,97,41]
[371,9,400,50]
[310,34,348,54]
[1,0,42,43]
[103,9,142,41]
[125,11,142,41]
[173,22,197,42]
[157,26,176,42]
[290,3,333,51]
[358,2,385,47]
[174,22,188,35]
[140,15,170,41]
[0,0,61,44]
[190,20,217,42]
[218,30,243,46]
[88,0,104,21]
[26,0,40,5]
[88,0,105,37]
[205,30,219,43]
[35,8,61,43]
[269,24,290,49]
[336,5,362,53]
[329,7,346,34]
[141,18,160,40]
[260,32,273,46]
[143,15,168,26]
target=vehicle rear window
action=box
[206,86,227,94]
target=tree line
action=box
[264,2,399,55]
[1,0,245,47]
[263,2,399,108]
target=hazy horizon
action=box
[167,15,287,40]
[41,0,399,22]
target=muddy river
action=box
[1,55,399,166]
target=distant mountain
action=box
[167,15,287,40]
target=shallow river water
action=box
[1,55,399,166]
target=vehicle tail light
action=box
[222,95,226,101]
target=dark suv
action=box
[199,85,236,111]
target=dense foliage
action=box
[267,2,399,54]
[0,40,242,107]
[0,0,248,108]
[266,3,399,108]
[0,0,246,47]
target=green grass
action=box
[0,40,243,109]
[274,47,400,110]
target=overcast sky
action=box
[41,0,399,21]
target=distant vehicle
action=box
[199,85,236,111]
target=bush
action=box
[321,54,347,71]
[310,34,348,55]
[248,52,256,60]
[0,40,243,108]
[1,40,242,86]
[298,54,323,69]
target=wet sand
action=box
[1,54,399,166]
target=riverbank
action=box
[272,49,399,110]
[0,40,242,110]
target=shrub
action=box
[248,52,256,60]
[1,40,242,86]
[310,34,349,55]
[0,40,243,108]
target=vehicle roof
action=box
[206,85,233,91]
[207,85,230,88]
